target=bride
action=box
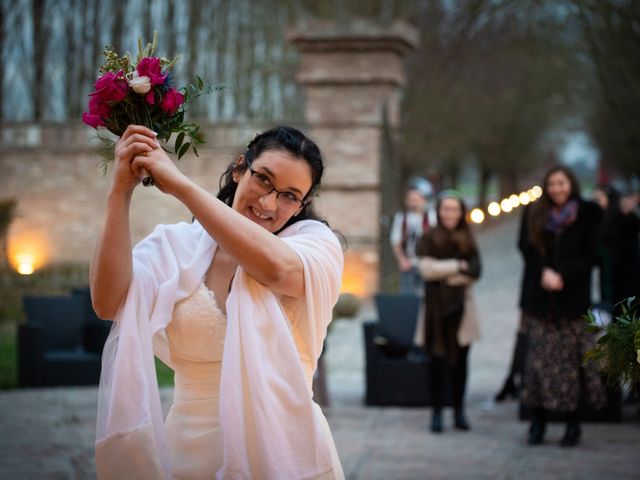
[90,125,345,479]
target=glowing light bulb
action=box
[500,198,513,213]
[532,185,543,198]
[487,202,501,216]
[17,262,35,275]
[470,208,485,224]
[519,192,530,205]
[509,194,520,208]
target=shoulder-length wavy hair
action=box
[216,126,327,233]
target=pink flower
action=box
[82,93,111,129]
[160,88,184,115]
[137,57,167,85]
[145,90,156,106]
[82,112,105,128]
[92,71,128,103]
[88,95,110,117]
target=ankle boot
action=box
[527,408,546,445]
[495,332,527,402]
[431,409,443,433]
[560,412,581,447]
[495,376,518,402]
[454,407,470,430]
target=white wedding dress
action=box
[164,282,344,480]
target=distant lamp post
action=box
[519,192,530,205]
[509,194,520,208]
[487,202,501,216]
[470,208,485,224]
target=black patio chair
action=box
[17,291,111,388]
[363,293,431,406]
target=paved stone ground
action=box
[1,214,639,479]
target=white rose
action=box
[129,72,152,94]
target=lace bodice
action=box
[167,282,227,363]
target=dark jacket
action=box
[518,200,602,318]
[599,202,640,305]
[417,228,481,362]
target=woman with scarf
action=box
[519,165,606,447]
[415,191,481,433]
[90,125,344,479]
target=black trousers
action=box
[429,346,470,409]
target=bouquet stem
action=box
[141,169,155,187]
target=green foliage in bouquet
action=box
[585,296,640,389]
[82,32,218,172]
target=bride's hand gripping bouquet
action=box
[82,33,214,186]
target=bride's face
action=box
[232,150,313,233]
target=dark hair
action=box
[418,192,477,257]
[527,165,582,254]
[217,126,327,232]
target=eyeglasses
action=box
[247,168,307,209]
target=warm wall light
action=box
[470,208,485,224]
[17,262,35,275]
[340,251,373,298]
[8,229,49,275]
[487,202,501,216]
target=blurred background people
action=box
[390,179,433,295]
[518,166,606,447]
[593,185,640,310]
[416,191,481,433]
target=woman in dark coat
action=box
[519,165,606,447]
[416,191,481,433]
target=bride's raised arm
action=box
[90,125,160,319]
[130,134,307,299]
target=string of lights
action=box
[469,185,543,225]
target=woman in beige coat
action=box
[416,191,481,433]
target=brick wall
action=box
[1,122,380,296]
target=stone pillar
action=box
[289,20,418,298]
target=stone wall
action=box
[0,123,257,263]
[0,121,379,296]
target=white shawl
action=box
[95,219,343,479]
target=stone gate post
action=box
[289,20,418,297]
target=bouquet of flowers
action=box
[585,296,640,389]
[82,33,213,186]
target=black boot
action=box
[527,407,546,445]
[431,408,443,433]
[454,407,470,431]
[560,411,581,447]
[495,332,528,402]
[495,376,518,402]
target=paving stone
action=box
[1,215,638,479]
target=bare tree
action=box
[111,1,125,53]
[64,0,79,118]
[573,0,640,179]
[32,0,47,120]
[0,1,5,121]
[91,0,103,78]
